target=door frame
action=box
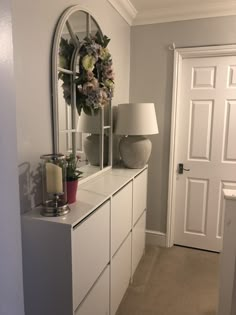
[166,44,236,248]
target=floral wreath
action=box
[59,32,114,116]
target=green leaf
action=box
[83,105,93,116]
[103,36,110,48]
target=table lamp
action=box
[115,103,159,168]
[77,111,108,166]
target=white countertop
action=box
[22,166,148,228]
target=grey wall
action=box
[130,16,236,233]
[12,0,130,214]
[0,0,24,314]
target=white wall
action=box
[4,1,236,311]
[4,0,130,312]
[12,0,130,213]
[130,15,236,233]
[0,0,24,314]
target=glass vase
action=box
[40,153,70,216]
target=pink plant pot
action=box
[66,180,78,204]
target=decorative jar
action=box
[40,153,70,216]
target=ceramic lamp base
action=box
[119,135,152,169]
[84,134,108,166]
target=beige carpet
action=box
[116,245,219,315]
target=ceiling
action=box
[108,0,236,25]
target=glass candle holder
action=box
[40,153,70,216]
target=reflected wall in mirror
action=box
[52,6,114,181]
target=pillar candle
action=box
[46,163,63,194]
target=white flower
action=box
[100,47,110,60]
[104,79,114,90]
[82,55,96,71]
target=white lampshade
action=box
[115,103,159,135]
[77,111,101,134]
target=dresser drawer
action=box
[132,210,146,277]
[111,233,131,315]
[72,201,110,310]
[133,170,147,225]
[75,265,109,315]
[111,181,132,255]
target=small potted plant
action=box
[66,154,83,204]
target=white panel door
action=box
[174,56,236,252]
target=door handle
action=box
[178,163,190,174]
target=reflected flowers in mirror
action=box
[59,32,114,116]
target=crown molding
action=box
[133,1,236,25]
[108,0,137,25]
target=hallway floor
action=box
[117,245,219,315]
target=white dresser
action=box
[218,189,236,315]
[22,166,148,315]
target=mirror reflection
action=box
[52,8,114,181]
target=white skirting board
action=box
[145,230,166,247]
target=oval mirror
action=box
[52,6,113,182]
